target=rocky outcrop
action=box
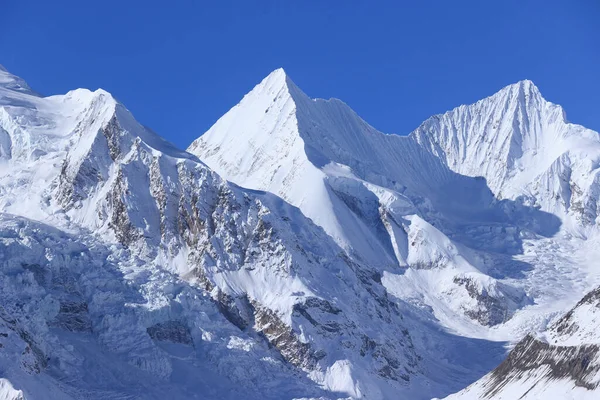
[453,276,529,326]
[106,168,141,247]
[51,300,91,333]
[553,286,600,337]
[484,335,600,398]
[446,286,600,399]
[147,320,193,345]
[0,308,48,375]
[252,300,322,370]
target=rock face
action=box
[147,321,193,345]
[2,64,600,400]
[452,276,531,327]
[487,335,599,394]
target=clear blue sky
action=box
[1,1,598,149]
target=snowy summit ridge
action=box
[2,64,600,400]
[191,69,600,398]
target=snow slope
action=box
[444,286,600,399]
[190,68,600,397]
[3,61,600,399]
[0,65,507,399]
[189,69,600,336]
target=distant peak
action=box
[519,78,536,87]
[412,78,553,147]
[448,79,545,114]
[513,78,535,87]
[0,64,8,73]
[502,79,542,97]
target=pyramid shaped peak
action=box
[257,67,290,89]
[417,79,547,130]
[264,67,300,84]
[493,79,550,114]
[251,67,307,100]
[266,67,287,79]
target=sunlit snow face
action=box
[2,64,600,400]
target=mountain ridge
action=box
[189,67,600,397]
[2,64,600,399]
[0,64,478,400]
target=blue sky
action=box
[1,1,598,149]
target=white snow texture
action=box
[1,64,600,399]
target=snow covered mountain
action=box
[2,62,600,400]
[0,65,448,399]
[411,79,600,229]
[189,69,600,397]
[0,65,501,400]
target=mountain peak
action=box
[187,67,313,163]
[503,78,542,98]
[264,67,287,82]
[512,78,536,89]
[254,67,290,92]
[248,67,307,103]
[7,62,600,400]
[410,77,585,197]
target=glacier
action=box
[1,63,600,399]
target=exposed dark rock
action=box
[147,320,193,345]
[454,276,513,326]
[215,291,253,331]
[303,297,342,314]
[21,263,46,286]
[251,300,321,370]
[107,169,140,247]
[484,335,600,398]
[360,335,377,356]
[56,116,119,209]
[0,308,48,374]
[292,298,343,335]
[51,300,91,332]
[51,267,81,295]
[101,114,122,161]
[57,149,105,209]
[409,258,447,270]
[553,287,600,337]
[149,156,168,237]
